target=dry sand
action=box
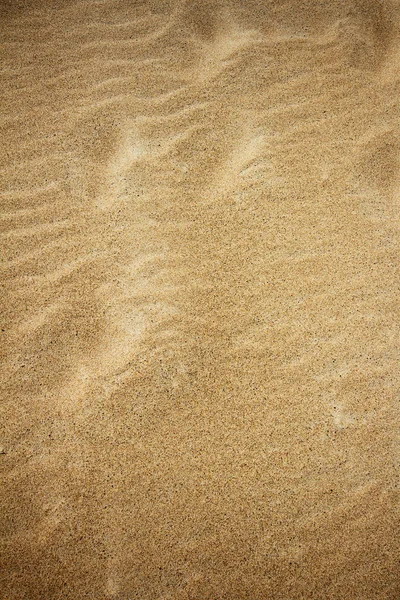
[1,1,400,598]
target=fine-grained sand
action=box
[1,1,399,598]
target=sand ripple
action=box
[1,1,399,598]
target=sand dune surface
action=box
[1,1,400,598]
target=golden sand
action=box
[1,1,399,598]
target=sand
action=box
[0,1,399,598]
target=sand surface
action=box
[1,1,400,598]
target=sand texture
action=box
[1,0,400,598]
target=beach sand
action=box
[1,1,399,598]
